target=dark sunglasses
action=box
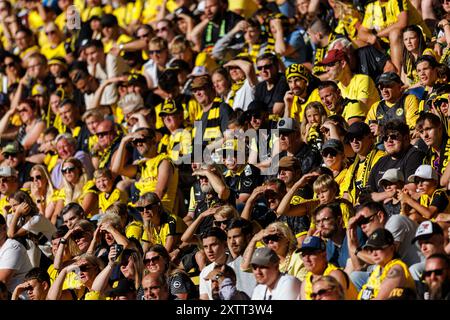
[79,264,93,272]
[213,219,231,228]
[31,175,42,181]
[310,287,334,299]
[136,203,158,212]
[96,130,111,138]
[257,63,273,71]
[322,149,338,157]
[149,49,163,55]
[132,137,150,145]
[5,62,15,68]
[262,234,282,244]
[382,133,401,142]
[423,268,445,278]
[4,153,18,158]
[357,213,378,226]
[56,82,68,87]
[72,231,87,240]
[348,134,365,142]
[156,27,168,33]
[144,255,161,264]
[62,166,76,174]
[138,33,150,39]
[46,30,57,35]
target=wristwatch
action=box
[59,238,67,245]
[119,43,124,51]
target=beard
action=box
[201,183,213,194]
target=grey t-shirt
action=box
[385,215,424,266]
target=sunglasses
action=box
[300,249,323,257]
[136,203,158,212]
[132,137,150,145]
[96,130,111,138]
[79,264,93,272]
[257,63,273,71]
[46,30,57,35]
[5,62,15,68]
[72,231,86,240]
[382,133,401,142]
[138,33,150,39]
[310,287,334,299]
[56,82,68,87]
[357,213,377,226]
[262,234,282,244]
[213,219,231,228]
[62,166,76,174]
[322,149,338,157]
[31,175,42,181]
[251,264,268,270]
[423,268,445,278]
[365,245,391,253]
[156,27,168,33]
[4,153,18,159]
[0,177,13,183]
[348,134,365,142]
[144,255,160,265]
[149,49,163,55]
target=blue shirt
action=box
[326,227,366,268]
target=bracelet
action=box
[119,43,124,51]
[59,238,67,245]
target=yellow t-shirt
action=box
[98,188,128,213]
[155,98,203,131]
[103,34,134,53]
[338,100,367,121]
[338,74,380,113]
[362,0,431,40]
[113,1,143,28]
[290,89,325,123]
[158,128,193,163]
[56,180,98,217]
[366,94,419,130]
[41,42,67,61]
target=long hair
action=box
[402,25,427,74]
[30,164,55,202]
[61,157,88,204]
[300,101,328,139]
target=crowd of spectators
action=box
[0,0,450,301]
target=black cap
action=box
[345,122,371,140]
[101,14,118,28]
[321,139,344,154]
[107,279,136,297]
[377,72,403,86]
[362,228,395,250]
[127,73,147,87]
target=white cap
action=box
[407,165,438,183]
[378,168,404,187]
[0,166,18,177]
[188,66,208,78]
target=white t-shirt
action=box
[227,79,255,111]
[251,273,301,300]
[0,239,33,293]
[228,256,257,298]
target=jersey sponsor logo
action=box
[173,280,181,289]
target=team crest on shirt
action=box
[396,108,404,117]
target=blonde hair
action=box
[169,35,192,53]
[61,157,88,204]
[68,219,95,256]
[214,204,239,220]
[312,275,345,300]
[82,109,104,122]
[30,164,55,201]
[265,221,297,252]
[149,36,167,50]
[99,211,122,230]
[313,174,339,196]
[300,102,328,138]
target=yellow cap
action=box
[285,64,310,83]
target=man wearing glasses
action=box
[367,120,425,204]
[419,253,450,300]
[92,119,121,170]
[0,166,19,217]
[340,122,385,204]
[347,201,421,291]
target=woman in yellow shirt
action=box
[54,158,98,218]
[40,22,67,61]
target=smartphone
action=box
[368,120,378,125]
[113,244,124,262]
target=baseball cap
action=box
[318,49,346,66]
[160,99,182,116]
[362,228,395,250]
[285,63,310,83]
[2,141,24,155]
[48,57,68,69]
[0,166,18,177]
[345,122,371,141]
[298,236,326,252]
[411,220,443,244]
[191,74,213,89]
[321,139,344,154]
[378,168,405,187]
[31,84,47,97]
[101,14,118,28]
[278,156,301,170]
[188,66,208,78]
[377,72,403,86]
[407,165,438,183]
[277,118,299,133]
[250,247,280,266]
[127,73,147,87]
[107,279,136,297]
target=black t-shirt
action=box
[202,11,244,50]
[169,271,199,299]
[225,164,261,196]
[276,143,322,175]
[254,74,289,113]
[368,145,425,193]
